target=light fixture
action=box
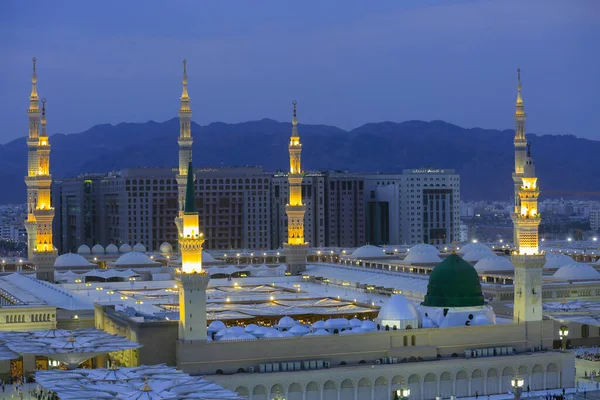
[511,376,524,388]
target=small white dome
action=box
[208,320,226,333]
[226,326,246,336]
[404,250,442,264]
[463,247,494,262]
[471,314,492,325]
[277,316,296,329]
[474,256,514,272]
[133,243,146,253]
[350,245,387,259]
[349,318,362,328]
[113,251,159,266]
[91,244,104,255]
[288,325,310,335]
[408,244,440,255]
[54,253,94,269]
[244,324,259,333]
[119,243,132,253]
[311,320,325,330]
[323,318,349,330]
[77,245,91,255]
[553,263,600,281]
[203,251,217,263]
[377,294,419,322]
[544,253,575,269]
[159,242,173,254]
[458,242,491,256]
[105,244,119,254]
[360,320,377,331]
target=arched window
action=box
[403,336,408,346]
[411,335,416,346]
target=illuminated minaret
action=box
[512,138,544,322]
[283,101,309,275]
[176,161,209,341]
[24,57,40,261]
[175,59,193,236]
[512,68,527,248]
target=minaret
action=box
[176,161,209,341]
[33,97,57,280]
[511,68,527,248]
[283,101,309,275]
[24,57,40,261]
[175,59,193,237]
[512,142,544,323]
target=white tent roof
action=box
[349,245,388,259]
[35,364,242,399]
[474,256,514,272]
[552,263,600,281]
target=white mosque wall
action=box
[210,350,572,400]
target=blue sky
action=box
[0,0,598,142]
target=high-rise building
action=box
[272,172,366,249]
[399,169,460,245]
[590,209,600,232]
[510,69,544,324]
[23,58,56,281]
[364,174,402,245]
[283,101,309,274]
[52,167,272,252]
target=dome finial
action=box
[41,98,46,116]
[291,100,298,129]
[527,141,531,157]
[183,59,187,75]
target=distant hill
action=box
[0,118,597,204]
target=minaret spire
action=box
[284,100,309,275]
[175,59,194,237]
[29,57,39,110]
[510,77,544,325]
[511,68,528,249]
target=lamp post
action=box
[393,385,410,400]
[511,375,524,400]
[559,325,569,350]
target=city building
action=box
[52,167,272,252]
[399,169,460,245]
[364,174,402,245]
[590,208,600,232]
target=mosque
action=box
[15,59,599,400]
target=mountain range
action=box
[0,118,597,204]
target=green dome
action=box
[422,253,485,308]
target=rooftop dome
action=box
[159,242,173,254]
[132,243,146,253]
[203,252,217,263]
[408,244,440,255]
[105,244,119,254]
[544,253,574,269]
[113,251,159,267]
[277,316,296,329]
[91,244,104,255]
[350,245,387,259]
[54,253,94,269]
[474,256,514,272]
[463,247,494,263]
[77,245,91,255]
[119,243,132,253]
[422,253,485,308]
[553,264,600,281]
[377,294,419,322]
[457,242,490,256]
[404,250,442,264]
[208,320,226,333]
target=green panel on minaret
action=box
[184,161,196,213]
[422,253,485,308]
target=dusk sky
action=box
[1,0,598,143]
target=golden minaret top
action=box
[29,57,39,112]
[180,59,190,110]
[515,68,525,118]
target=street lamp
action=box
[511,375,524,400]
[559,325,569,350]
[394,386,410,400]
